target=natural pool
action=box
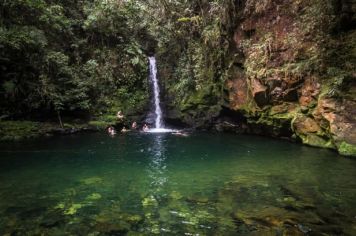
[0,132,355,235]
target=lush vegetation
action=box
[0,0,238,123]
[0,0,150,125]
[148,0,235,125]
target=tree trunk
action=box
[57,110,64,129]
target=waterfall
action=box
[146,57,174,133]
[149,56,163,129]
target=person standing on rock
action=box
[117,111,124,120]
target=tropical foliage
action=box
[0,0,149,121]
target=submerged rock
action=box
[81,177,103,185]
[40,210,66,228]
[86,193,102,201]
[142,195,158,207]
[121,214,143,226]
[185,195,210,204]
[94,222,130,236]
[64,204,83,215]
[169,191,183,200]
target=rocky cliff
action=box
[158,0,356,156]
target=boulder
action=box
[251,78,269,107]
[293,116,321,134]
[312,98,356,155]
[293,115,334,149]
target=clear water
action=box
[0,132,355,235]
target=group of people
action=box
[107,111,189,137]
[107,111,152,136]
[107,123,151,136]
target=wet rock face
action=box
[299,77,321,107]
[313,98,356,155]
[226,75,249,110]
[225,0,356,156]
[294,116,321,134]
[251,78,269,107]
[316,99,356,143]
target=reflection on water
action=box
[147,134,168,193]
[0,132,355,235]
[143,134,169,234]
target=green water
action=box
[0,132,355,235]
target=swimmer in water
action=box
[107,126,116,136]
[121,127,130,133]
[142,124,149,132]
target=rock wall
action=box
[159,0,356,156]
[223,0,356,156]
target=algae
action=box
[86,193,102,201]
[338,142,356,157]
[82,177,103,185]
[64,203,82,215]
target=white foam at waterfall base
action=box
[145,128,176,133]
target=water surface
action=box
[0,132,355,235]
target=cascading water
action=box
[147,57,173,133]
[149,57,163,129]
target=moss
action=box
[338,142,356,157]
[62,123,88,129]
[81,177,103,185]
[88,121,110,130]
[177,16,201,23]
[180,86,218,111]
[64,203,82,215]
[97,114,118,123]
[243,103,298,136]
[89,114,117,130]
[54,203,65,210]
[298,133,335,149]
[0,120,104,142]
[0,121,41,141]
[142,195,158,207]
[86,193,102,201]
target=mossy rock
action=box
[142,195,158,207]
[298,133,335,149]
[337,142,356,157]
[81,177,103,185]
[86,193,102,201]
[64,203,83,215]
